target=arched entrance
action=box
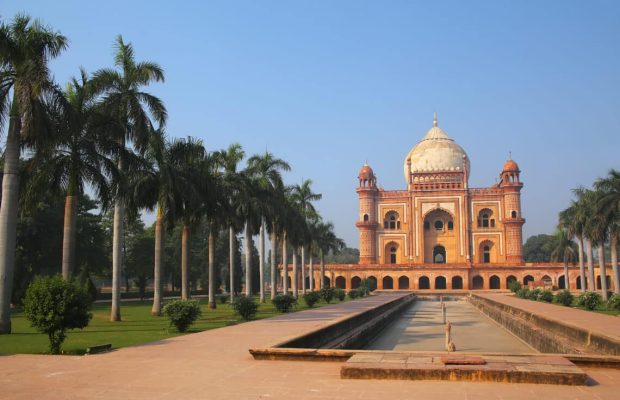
[323,276,331,288]
[435,276,447,289]
[479,241,496,263]
[523,275,534,286]
[368,276,377,290]
[452,276,463,289]
[335,276,345,289]
[382,276,394,289]
[351,276,361,289]
[506,275,517,288]
[558,275,566,289]
[418,276,430,290]
[398,276,409,289]
[576,276,586,290]
[490,275,500,289]
[433,246,446,264]
[472,275,484,290]
[384,242,399,264]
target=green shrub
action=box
[357,286,369,297]
[273,294,297,312]
[232,296,259,320]
[218,294,228,304]
[608,293,620,311]
[576,291,602,310]
[508,280,522,293]
[303,291,321,308]
[538,289,553,303]
[23,275,92,354]
[359,278,376,292]
[527,288,541,300]
[348,289,359,299]
[320,288,335,303]
[335,289,346,301]
[516,288,530,299]
[554,290,574,306]
[162,299,202,332]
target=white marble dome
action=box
[403,115,470,181]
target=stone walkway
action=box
[1,292,619,399]
[476,293,620,340]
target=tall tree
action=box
[559,200,587,292]
[595,169,620,294]
[316,221,345,289]
[92,35,166,321]
[574,188,598,291]
[0,15,67,333]
[550,228,577,291]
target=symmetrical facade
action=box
[356,114,525,267]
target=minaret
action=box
[356,163,378,264]
[499,157,525,263]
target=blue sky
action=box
[2,1,619,247]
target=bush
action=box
[335,289,346,301]
[508,280,522,293]
[357,286,369,297]
[576,291,602,310]
[162,299,202,332]
[554,290,574,306]
[608,293,620,311]
[303,291,321,308]
[232,296,259,320]
[359,278,376,292]
[219,294,228,304]
[320,288,335,303]
[23,275,92,354]
[527,288,541,300]
[538,289,554,303]
[516,288,530,299]
[348,289,359,299]
[273,294,297,312]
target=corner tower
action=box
[499,158,525,263]
[356,164,378,264]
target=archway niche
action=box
[433,245,446,264]
[489,275,500,289]
[558,275,566,289]
[382,276,394,290]
[335,276,345,289]
[472,275,484,290]
[398,276,409,289]
[452,276,463,289]
[523,275,534,286]
[418,276,430,290]
[351,276,362,289]
[506,275,517,288]
[323,276,331,288]
[435,276,447,290]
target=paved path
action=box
[476,293,620,340]
[1,292,619,400]
[367,300,534,353]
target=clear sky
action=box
[1,1,619,247]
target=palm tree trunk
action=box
[181,225,190,300]
[301,245,306,294]
[61,194,78,280]
[151,207,164,316]
[282,231,288,293]
[244,222,252,296]
[208,228,216,309]
[270,227,277,299]
[309,253,314,291]
[598,246,609,300]
[229,226,235,303]
[611,232,619,294]
[577,236,586,293]
[292,249,298,298]
[586,239,595,291]
[110,201,124,321]
[320,250,325,289]
[0,113,21,334]
[563,262,569,292]
[259,218,265,302]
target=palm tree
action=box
[582,188,610,300]
[214,144,245,303]
[246,152,290,301]
[559,202,587,292]
[595,169,620,293]
[92,35,166,321]
[33,69,120,280]
[291,179,322,294]
[0,15,67,333]
[574,188,597,291]
[316,221,345,289]
[550,228,576,291]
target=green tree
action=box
[550,228,577,291]
[523,234,556,262]
[595,169,620,294]
[92,35,166,321]
[0,14,68,334]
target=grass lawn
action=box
[0,295,348,355]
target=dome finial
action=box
[433,112,438,127]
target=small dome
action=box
[358,163,375,179]
[404,114,469,181]
[503,159,519,173]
